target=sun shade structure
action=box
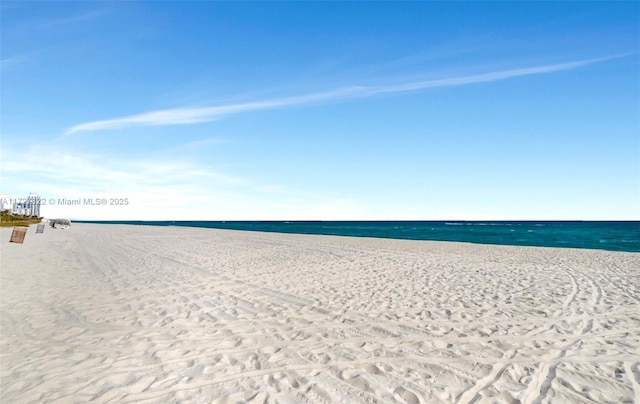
[49,219,71,229]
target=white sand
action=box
[1,223,639,403]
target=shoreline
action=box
[71,220,640,253]
[2,223,639,402]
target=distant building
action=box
[0,192,42,216]
[27,193,41,217]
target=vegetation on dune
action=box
[0,210,42,227]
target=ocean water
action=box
[74,221,640,253]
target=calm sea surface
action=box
[74,221,640,252]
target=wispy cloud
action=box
[65,54,627,135]
[64,90,357,135]
[28,9,107,31]
[1,55,26,68]
[2,146,244,190]
[1,145,366,220]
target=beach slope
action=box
[1,224,639,402]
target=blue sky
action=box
[1,2,638,220]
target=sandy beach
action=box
[1,223,639,403]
